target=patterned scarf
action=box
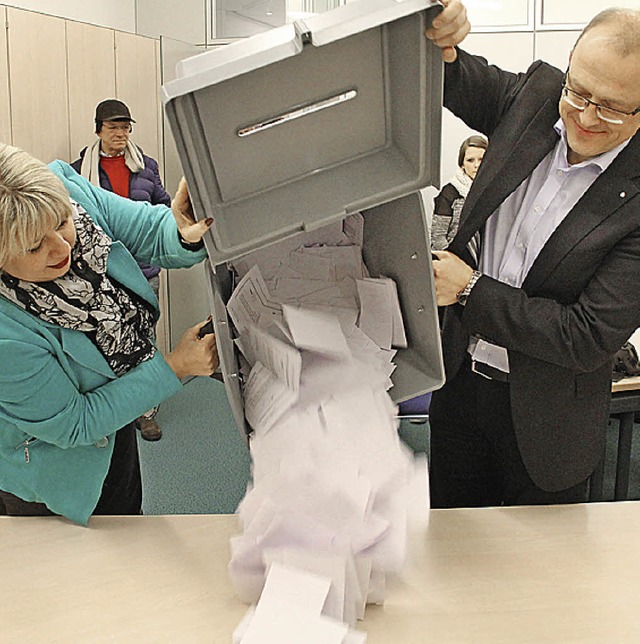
[0,202,157,376]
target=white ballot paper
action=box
[245,324,302,394]
[356,277,407,350]
[282,303,349,356]
[227,217,428,639]
[227,265,282,336]
[244,361,298,435]
[381,276,408,348]
[233,562,366,644]
[342,212,364,247]
[231,219,349,280]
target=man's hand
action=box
[425,0,471,62]
[171,177,213,244]
[432,250,474,305]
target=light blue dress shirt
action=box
[469,119,630,373]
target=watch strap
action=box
[456,270,482,306]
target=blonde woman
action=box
[0,144,217,524]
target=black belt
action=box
[470,360,510,383]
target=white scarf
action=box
[450,166,474,200]
[79,140,145,187]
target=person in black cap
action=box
[72,99,171,442]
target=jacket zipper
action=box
[14,437,38,464]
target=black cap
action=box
[94,99,136,123]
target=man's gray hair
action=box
[575,7,640,57]
[0,143,72,268]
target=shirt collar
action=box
[99,146,125,158]
[553,118,630,172]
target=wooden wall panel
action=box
[154,38,165,182]
[66,20,116,164]
[160,36,210,349]
[7,7,70,162]
[0,7,10,144]
[0,0,135,33]
[114,30,160,163]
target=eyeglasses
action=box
[562,73,640,125]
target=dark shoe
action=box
[136,416,163,441]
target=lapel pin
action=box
[620,191,626,198]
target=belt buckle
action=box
[471,360,494,380]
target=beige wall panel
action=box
[160,36,210,349]
[440,32,535,186]
[0,7,11,144]
[160,36,203,194]
[66,21,116,163]
[464,31,536,76]
[466,0,530,28]
[7,8,70,162]
[2,0,136,33]
[137,0,207,46]
[154,38,165,182]
[153,38,169,355]
[535,31,579,70]
[540,0,639,26]
[115,30,160,162]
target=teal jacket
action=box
[0,161,207,524]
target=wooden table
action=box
[3,503,640,643]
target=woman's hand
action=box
[425,0,470,63]
[171,178,213,244]
[165,318,220,380]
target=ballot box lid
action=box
[162,0,444,264]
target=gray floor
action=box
[139,376,251,515]
[139,379,640,514]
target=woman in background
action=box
[0,143,218,524]
[431,134,488,251]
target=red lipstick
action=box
[50,255,70,270]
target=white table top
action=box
[612,374,640,393]
[2,502,640,643]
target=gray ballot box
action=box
[162,0,446,437]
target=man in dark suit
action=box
[425,0,640,507]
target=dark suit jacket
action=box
[439,49,640,491]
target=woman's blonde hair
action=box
[0,143,72,267]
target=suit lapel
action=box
[58,329,116,379]
[523,141,640,292]
[451,100,560,255]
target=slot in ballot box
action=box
[162,0,446,437]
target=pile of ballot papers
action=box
[227,214,429,642]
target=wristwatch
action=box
[456,270,482,306]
